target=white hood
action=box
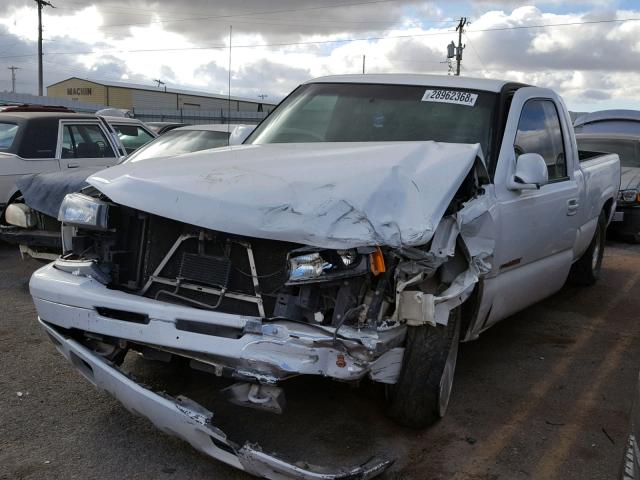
[88,141,482,249]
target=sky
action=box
[1,0,640,111]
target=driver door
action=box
[483,88,579,327]
[57,120,119,170]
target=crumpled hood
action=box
[18,168,102,218]
[621,167,640,190]
[88,142,482,249]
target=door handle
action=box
[567,198,579,216]
[67,162,79,168]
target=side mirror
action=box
[228,125,255,146]
[507,153,548,190]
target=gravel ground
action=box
[1,240,639,480]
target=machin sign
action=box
[67,87,92,96]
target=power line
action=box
[1,15,639,61]
[0,29,459,59]
[60,0,406,30]
[464,33,487,71]
[466,17,640,33]
[41,14,455,35]
[53,1,457,28]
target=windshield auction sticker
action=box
[422,89,478,106]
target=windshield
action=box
[247,82,496,157]
[0,122,18,150]
[112,124,155,154]
[124,129,230,163]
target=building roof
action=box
[574,109,640,127]
[307,74,520,93]
[47,77,277,106]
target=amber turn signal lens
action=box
[370,247,386,276]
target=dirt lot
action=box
[1,240,639,480]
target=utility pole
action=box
[362,55,365,74]
[257,94,268,101]
[455,17,467,76]
[227,25,232,129]
[154,79,166,92]
[35,0,54,96]
[8,66,19,93]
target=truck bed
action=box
[579,149,611,162]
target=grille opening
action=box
[179,252,231,288]
[176,319,243,339]
[95,307,150,324]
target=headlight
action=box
[58,193,110,230]
[286,248,371,284]
[619,189,640,204]
[288,252,332,282]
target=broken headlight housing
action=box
[58,193,111,230]
[287,248,369,284]
[618,189,640,204]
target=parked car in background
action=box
[0,104,76,113]
[124,124,247,162]
[577,133,639,241]
[29,74,619,479]
[146,121,186,135]
[95,108,132,118]
[574,110,640,136]
[0,124,253,259]
[102,116,157,155]
[0,111,122,220]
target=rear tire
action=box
[569,210,606,286]
[386,307,461,428]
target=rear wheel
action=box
[569,210,606,286]
[386,307,461,428]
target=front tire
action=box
[386,307,461,428]
[569,210,606,286]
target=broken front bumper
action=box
[30,263,403,384]
[0,225,62,248]
[40,320,392,480]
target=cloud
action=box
[1,2,640,111]
[583,88,611,100]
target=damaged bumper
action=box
[0,225,61,249]
[40,320,392,480]
[30,262,404,385]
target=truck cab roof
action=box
[306,74,524,93]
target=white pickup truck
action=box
[29,74,620,479]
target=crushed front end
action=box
[31,171,491,478]
[43,191,410,385]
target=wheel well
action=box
[0,190,22,224]
[603,197,614,221]
[460,281,481,340]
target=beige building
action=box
[47,77,276,113]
